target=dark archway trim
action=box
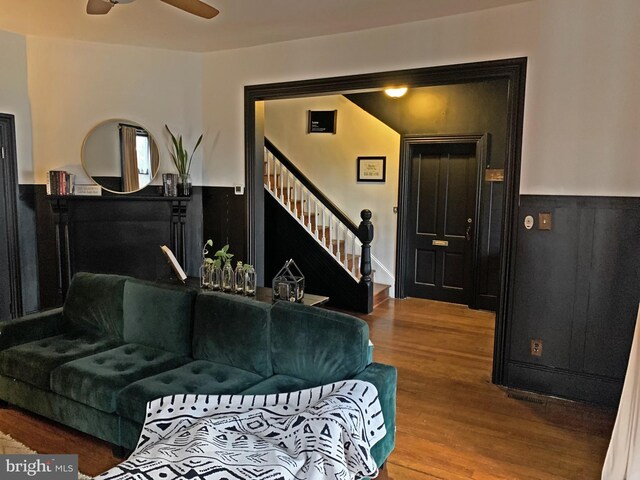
[0,113,23,318]
[244,57,527,385]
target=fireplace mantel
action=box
[48,195,190,298]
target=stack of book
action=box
[46,171,75,196]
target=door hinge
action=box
[1,146,5,159]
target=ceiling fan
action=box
[86,0,219,19]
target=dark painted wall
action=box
[264,192,366,311]
[346,80,509,309]
[508,195,640,405]
[202,187,247,267]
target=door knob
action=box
[466,218,472,240]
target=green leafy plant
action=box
[165,125,203,176]
[202,239,214,265]
[213,244,234,268]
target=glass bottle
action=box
[199,261,211,288]
[222,261,234,292]
[210,264,222,290]
[234,261,245,294]
[244,265,256,296]
[179,173,191,196]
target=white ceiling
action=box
[0,0,530,53]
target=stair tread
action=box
[372,282,391,308]
[373,283,391,294]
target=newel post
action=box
[358,209,374,313]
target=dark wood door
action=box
[404,142,478,304]
[0,122,15,320]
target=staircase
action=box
[263,139,390,312]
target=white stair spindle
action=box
[293,177,298,217]
[266,151,271,190]
[352,233,357,275]
[314,200,318,239]
[307,190,314,232]
[278,161,284,202]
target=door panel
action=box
[415,249,436,285]
[444,155,470,237]
[0,124,13,320]
[417,156,439,235]
[443,252,465,289]
[405,142,478,304]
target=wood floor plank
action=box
[354,298,616,480]
[0,297,617,479]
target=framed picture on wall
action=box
[357,156,386,183]
[307,110,337,134]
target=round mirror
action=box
[81,119,160,194]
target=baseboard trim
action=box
[506,361,623,407]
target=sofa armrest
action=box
[0,307,66,351]
[352,362,397,467]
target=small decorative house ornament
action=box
[272,259,305,303]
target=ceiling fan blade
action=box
[87,0,114,15]
[159,0,219,19]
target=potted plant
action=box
[213,245,234,292]
[199,239,214,288]
[165,125,203,196]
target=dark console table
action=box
[179,278,329,307]
[48,195,190,298]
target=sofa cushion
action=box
[270,302,369,384]
[63,272,129,337]
[0,332,122,389]
[240,375,317,395]
[116,360,264,423]
[50,344,189,413]
[192,292,272,377]
[123,280,196,356]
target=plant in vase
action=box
[213,244,234,292]
[199,239,214,288]
[210,258,222,290]
[234,261,245,294]
[243,264,256,296]
[165,125,203,197]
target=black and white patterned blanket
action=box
[98,380,385,480]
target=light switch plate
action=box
[538,212,552,230]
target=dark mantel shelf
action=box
[46,195,191,202]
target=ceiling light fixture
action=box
[385,87,408,98]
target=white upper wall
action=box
[0,30,33,183]
[202,0,640,196]
[25,36,204,185]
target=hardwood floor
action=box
[0,298,617,479]
[356,298,616,480]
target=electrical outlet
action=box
[530,339,543,357]
[538,212,552,230]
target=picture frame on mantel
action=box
[307,110,337,134]
[357,156,386,183]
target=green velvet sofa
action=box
[0,272,396,469]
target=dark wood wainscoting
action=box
[202,187,247,265]
[507,195,640,405]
